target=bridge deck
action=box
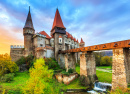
[61,39,130,53]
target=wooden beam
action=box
[60,39,130,53]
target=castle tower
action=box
[23,6,35,56]
[51,9,66,61]
[79,38,85,48]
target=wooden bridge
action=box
[58,39,130,90]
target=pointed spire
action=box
[80,38,85,43]
[29,6,30,13]
[74,38,76,42]
[51,9,65,31]
[77,39,79,43]
[67,33,71,38]
[24,6,34,30]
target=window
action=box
[40,44,43,47]
[59,38,62,44]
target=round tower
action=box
[23,6,35,56]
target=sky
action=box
[0,0,130,54]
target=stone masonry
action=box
[112,48,130,90]
[80,51,97,85]
[64,53,76,72]
[80,52,87,76]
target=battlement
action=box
[33,33,46,38]
[10,45,24,48]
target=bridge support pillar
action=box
[64,54,68,72]
[112,48,130,90]
[67,53,76,71]
[58,53,65,68]
[80,51,97,86]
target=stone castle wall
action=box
[10,45,24,62]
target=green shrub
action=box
[61,70,70,76]
[25,55,35,69]
[22,58,62,94]
[7,90,22,94]
[15,56,26,66]
[0,53,19,76]
[100,56,112,66]
[0,73,14,82]
[15,55,35,69]
[44,58,60,70]
[68,68,74,73]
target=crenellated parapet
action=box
[33,33,46,38]
[10,45,24,49]
[10,45,24,62]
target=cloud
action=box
[0,0,130,54]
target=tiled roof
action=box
[59,36,62,38]
[67,33,71,38]
[39,31,51,39]
[74,38,76,42]
[24,7,34,30]
[71,35,74,40]
[66,31,69,36]
[80,38,85,43]
[51,35,54,38]
[77,39,79,43]
[51,9,65,31]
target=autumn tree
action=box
[0,53,19,76]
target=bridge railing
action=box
[60,39,130,53]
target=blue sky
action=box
[0,0,130,54]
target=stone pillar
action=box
[80,51,97,86]
[80,52,87,76]
[86,51,96,76]
[112,48,130,90]
[68,53,76,70]
[58,53,65,68]
[64,54,68,72]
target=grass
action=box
[96,66,112,70]
[62,78,87,90]
[0,71,29,91]
[96,70,112,83]
[76,66,80,74]
[0,70,86,93]
[76,66,112,83]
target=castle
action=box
[10,7,85,62]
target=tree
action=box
[0,53,19,76]
[23,58,56,94]
[100,56,112,66]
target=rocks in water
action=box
[79,74,98,87]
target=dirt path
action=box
[96,68,112,73]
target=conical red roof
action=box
[71,35,74,40]
[67,33,71,38]
[24,6,34,30]
[39,31,51,39]
[74,38,76,42]
[66,31,69,36]
[80,38,85,43]
[77,39,79,43]
[51,9,65,31]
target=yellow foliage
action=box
[2,89,5,94]
[22,58,53,94]
[0,53,19,76]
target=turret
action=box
[51,9,66,61]
[79,38,85,48]
[23,6,35,56]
